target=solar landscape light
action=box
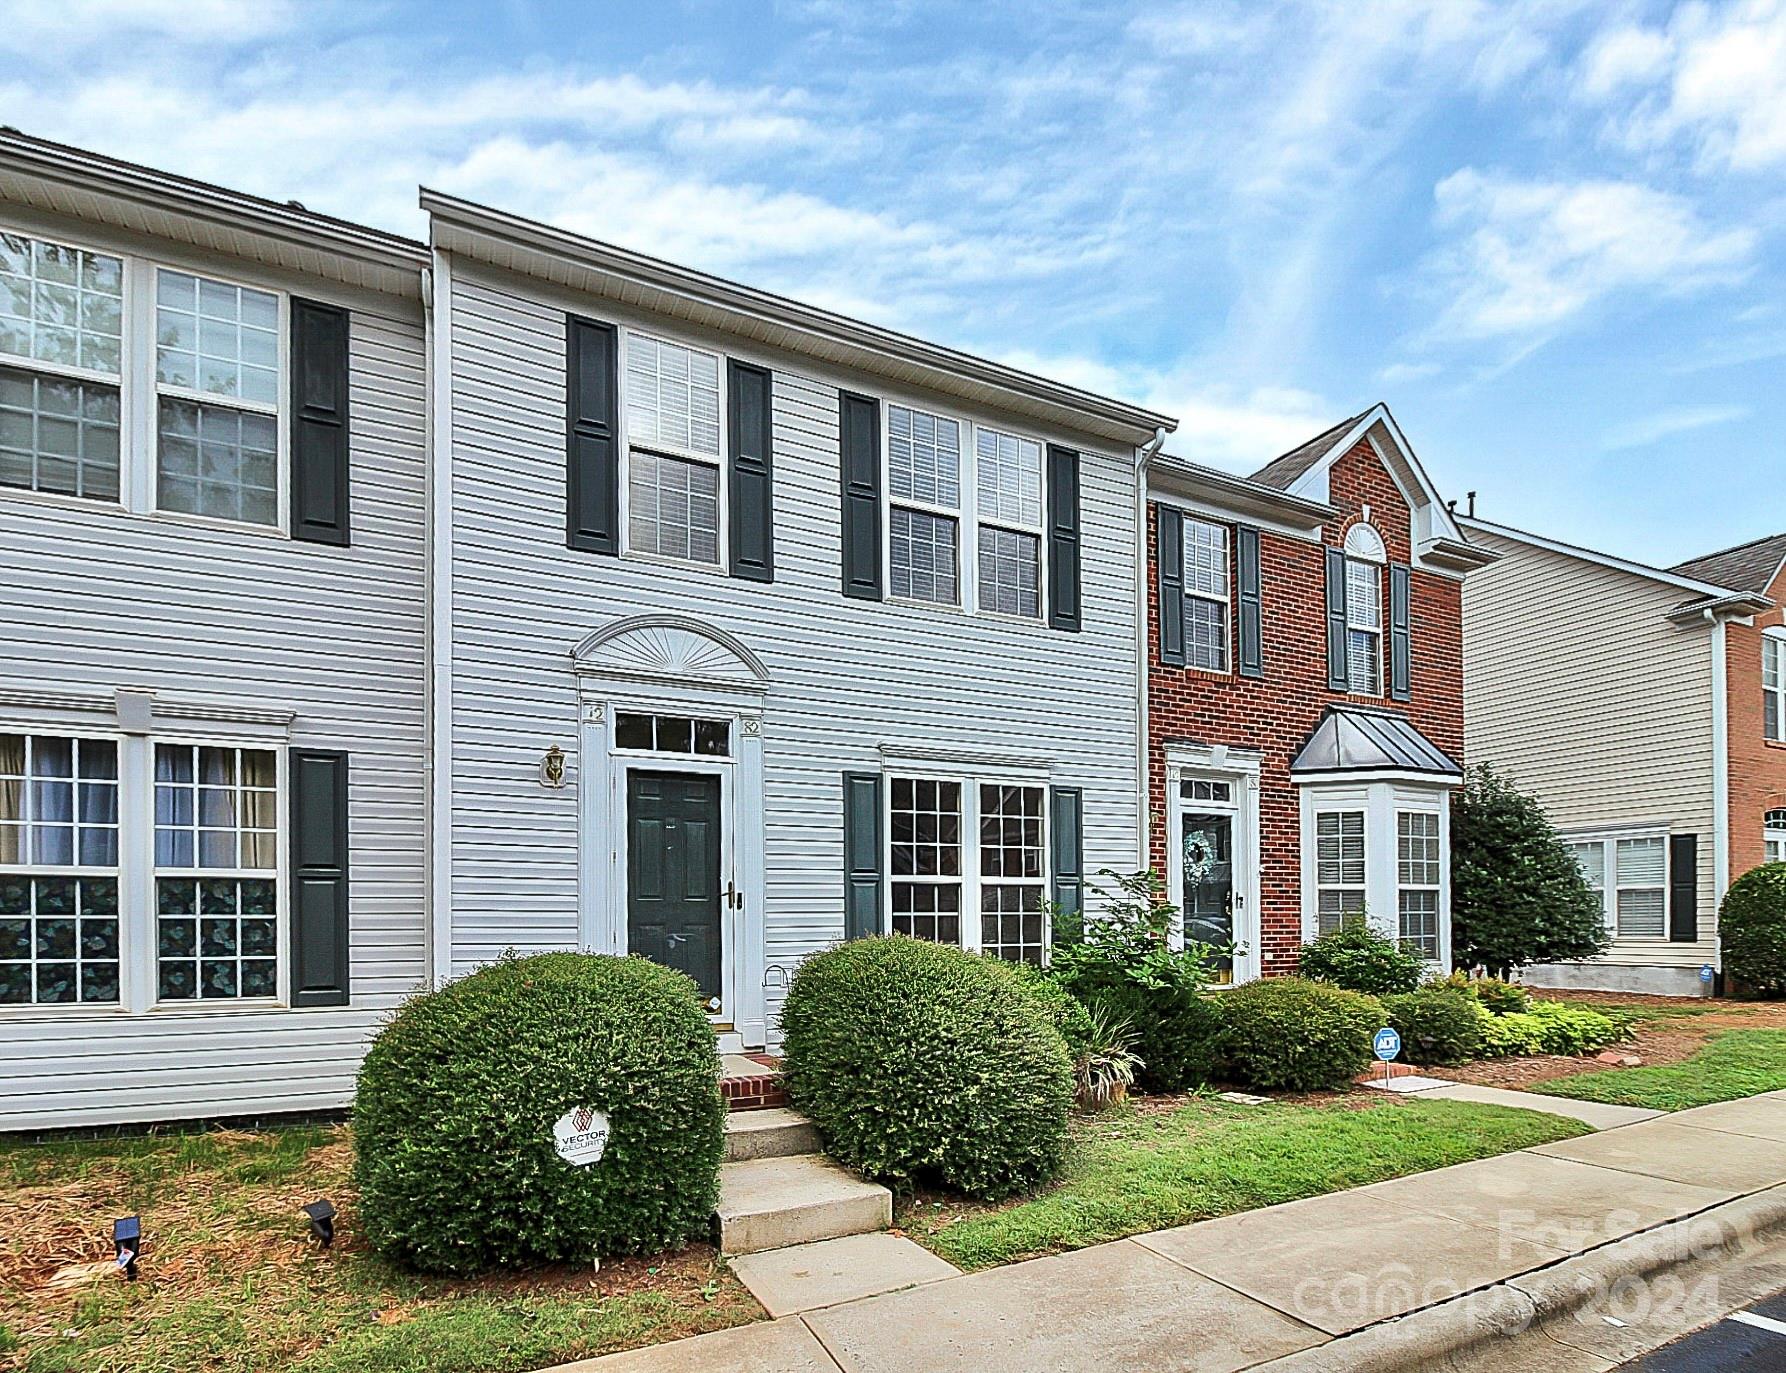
[302,1198,336,1248]
[112,1215,140,1281]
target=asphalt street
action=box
[1618,1286,1786,1370]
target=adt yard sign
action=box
[1373,1027,1401,1062]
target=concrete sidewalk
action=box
[547,1091,1786,1373]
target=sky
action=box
[4,0,1781,565]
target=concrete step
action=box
[724,1107,822,1163]
[716,1153,892,1255]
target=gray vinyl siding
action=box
[443,261,1142,1022]
[0,286,427,1131]
[1462,530,1718,968]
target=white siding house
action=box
[0,135,430,1129]
[426,193,1172,1049]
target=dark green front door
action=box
[627,770,722,1000]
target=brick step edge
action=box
[1352,1061,1423,1084]
[721,1056,788,1112]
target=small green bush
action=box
[354,953,723,1275]
[1383,987,1485,1065]
[1297,920,1426,996]
[1006,963,1096,1059]
[1475,999,1621,1058]
[779,937,1072,1199]
[1219,977,1385,1091]
[1721,863,1786,996]
[1439,971,1529,1015]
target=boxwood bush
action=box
[353,952,723,1275]
[1721,863,1786,996]
[1296,920,1426,996]
[1219,977,1385,1091]
[1382,987,1485,1065]
[779,936,1072,1198]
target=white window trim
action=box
[1765,810,1786,864]
[971,423,1048,623]
[617,325,728,571]
[1764,630,1786,744]
[1563,828,1670,943]
[1300,781,1451,968]
[882,401,966,610]
[1181,515,1232,675]
[0,219,294,536]
[1396,809,1442,961]
[1344,560,1384,697]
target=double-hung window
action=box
[1396,811,1441,959]
[979,783,1046,964]
[889,777,963,946]
[625,332,723,564]
[1766,810,1786,864]
[1568,833,1666,939]
[1765,633,1786,742]
[1314,810,1366,934]
[1343,523,1385,696]
[1570,840,1607,919]
[887,404,961,605]
[1183,518,1230,671]
[975,426,1044,618]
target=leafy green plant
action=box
[1382,987,1485,1065]
[353,952,724,1275]
[1474,998,1621,1058]
[1049,868,1225,1091]
[1070,1003,1144,1111]
[779,936,1072,1199]
[1452,766,1611,977]
[1006,962,1096,1059]
[1218,977,1385,1091]
[1297,918,1426,995]
[1720,863,1786,996]
[1439,970,1529,1015]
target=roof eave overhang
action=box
[1290,767,1463,787]
[1149,457,1336,531]
[1461,516,1753,606]
[423,189,1176,447]
[1666,593,1776,625]
[0,132,426,299]
[1419,536,1499,572]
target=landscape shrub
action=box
[1720,863,1786,996]
[1475,999,1621,1058]
[1069,1002,1144,1111]
[1049,869,1225,1092]
[354,952,723,1275]
[1006,963,1096,1059]
[1382,987,1485,1065]
[1296,920,1426,996]
[1218,977,1384,1091]
[1440,971,1529,1015]
[779,936,1072,1199]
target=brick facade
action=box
[1148,440,1466,976]
[1725,563,1786,878]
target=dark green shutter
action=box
[839,391,881,599]
[842,772,882,940]
[1389,563,1412,702]
[728,359,774,582]
[1237,524,1263,679]
[1325,547,1349,692]
[290,298,350,546]
[1157,504,1186,666]
[566,315,620,554]
[1046,445,1081,631]
[1051,787,1084,937]
[1669,834,1699,942]
[290,749,350,1007]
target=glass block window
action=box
[1614,836,1667,939]
[974,427,1043,528]
[0,231,124,376]
[890,507,959,605]
[613,713,730,757]
[1397,812,1441,960]
[979,784,1045,965]
[0,734,119,867]
[628,449,720,564]
[1315,810,1366,935]
[1345,558,1382,696]
[1764,635,1785,743]
[154,270,278,406]
[888,405,961,507]
[156,397,278,526]
[626,333,721,459]
[978,526,1041,618]
[1182,519,1230,671]
[0,875,121,1005]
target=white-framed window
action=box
[1343,523,1385,696]
[1766,810,1786,864]
[887,403,961,605]
[623,331,724,566]
[1397,811,1441,959]
[0,733,122,1005]
[975,425,1044,619]
[1764,632,1786,743]
[1567,831,1668,940]
[1183,517,1231,672]
[887,773,1049,963]
[1314,810,1366,934]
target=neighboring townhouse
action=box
[0,134,431,1129]
[1462,520,1786,996]
[1147,405,1494,981]
[424,192,1171,1051]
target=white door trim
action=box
[1164,744,1262,984]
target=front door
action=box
[1181,811,1235,984]
[627,770,722,999]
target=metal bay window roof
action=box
[1291,706,1461,780]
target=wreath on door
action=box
[1182,829,1217,888]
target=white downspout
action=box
[1709,611,1730,961]
[1135,426,1168,871]
[426,250,457,989]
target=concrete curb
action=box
[1251,1185,1786,1371]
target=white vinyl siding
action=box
[1765,633,1786,742]
[1182,517,1229,672]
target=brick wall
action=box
[1725,565,1786,878]
[1147,440,1466,976]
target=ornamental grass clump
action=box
[353,952,724,1275]
[779,936,1072,1199]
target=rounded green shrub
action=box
[1475,999,1620,1057]
[1382,987,1485,1065]
[1219,977,1385,1091]
[1720,863,1786,996]
[353,952,723,1275]
[1005,963,1096,1059]
[1296,921,1426,996]
[779,937,1072,1198]
[1440,971,1529,1015]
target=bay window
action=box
[1397,811,1441,959]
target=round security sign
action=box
[552,1106,611,1167]
[1700,964,1715,984]
[1373,1027,1402,1062]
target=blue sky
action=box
[5,0,1780,564]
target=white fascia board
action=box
[1149,458,1333,540]
[1291,769,1462,788]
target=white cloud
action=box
[1579,24,1672,96]
[1601,404,1748,451]
[1377,361,1442,385]
[0,0,299,53]
[1423,168,1757,341]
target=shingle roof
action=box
[1289,706,1461,779]
[1249,411,1370,490]
[1668,533,1786,597]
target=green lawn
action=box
[902,1094,1589,1270]
[1535,1029,1786,1112]
[0,1126,759,1373]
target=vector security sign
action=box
[552,1106,612,1166]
